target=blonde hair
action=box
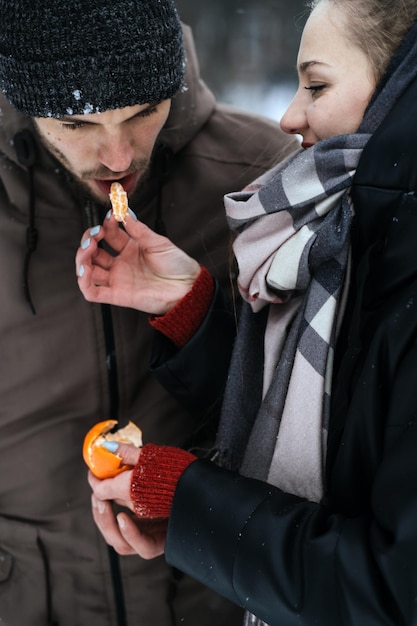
[308,0,417,83]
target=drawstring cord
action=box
[14,129,38,315]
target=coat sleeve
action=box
[165,345,417,626]
[165,460,340,625]
[150,282,237,415]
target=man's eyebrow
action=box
[59,115,96,124]
[59,103,159,125]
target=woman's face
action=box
[280,1,376,147]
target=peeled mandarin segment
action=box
[109,182,129,223]
[83,419,142,479]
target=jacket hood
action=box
[159,24,216,153]
[0,23,217,314]
[0,23,215,166]
[0,95,36,166]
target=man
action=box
[0,1,298,625]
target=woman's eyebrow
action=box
[298,60,330,73]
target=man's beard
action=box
[35,126,150,206]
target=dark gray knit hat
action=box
[0,0,185,117]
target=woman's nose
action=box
[280,91,308,136]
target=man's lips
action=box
[93,172,138,197]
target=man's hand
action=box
[76,211,200,315]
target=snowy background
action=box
[175,0,308,122]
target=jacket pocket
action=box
[0,515,56,626]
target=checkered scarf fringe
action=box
[213,19,417,626]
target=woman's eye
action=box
[304,84,326,95]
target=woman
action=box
[76,0,417,623]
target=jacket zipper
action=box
[85,200,128,626]
[100,303,127,626]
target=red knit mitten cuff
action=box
[130,443,197,519]
[149,266,214,348]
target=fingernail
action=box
[106,210,112,220]
[90,225,101,236]
[101,441,119,453]
[97,500,106,514]
[81,237,91,250]
[117,515,126,529]
[128,208,138,221]
[78,265,85,277]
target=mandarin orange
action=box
[83,419,143,479]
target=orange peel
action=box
[83,419,142,479]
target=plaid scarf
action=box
[214,19,417,626]
[223,135,363,502]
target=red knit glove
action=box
[130,443,197,519]
[149,265,214,348]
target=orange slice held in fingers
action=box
[83,419,143,479]
[109,181,129,224]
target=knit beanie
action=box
[0,0,185,118]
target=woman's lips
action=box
[301,142,314,149]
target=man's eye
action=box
[136,105,158,119]
[60,122,86,131]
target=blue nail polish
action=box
[106,210,112,220]
[101,441,119,453]
[90,225,100,236]
[81,237,90,250]
[78,265,85,278]
[128,208,138,221]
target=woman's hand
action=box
[76,211,200,315]
[88,443,167,558]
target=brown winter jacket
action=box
[0,25,297,626]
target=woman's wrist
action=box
[130,443,197,519]
[149,266,215,348]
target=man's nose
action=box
[97,128,135,173]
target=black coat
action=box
[153,74,417,626]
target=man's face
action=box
[34,100,171,204]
